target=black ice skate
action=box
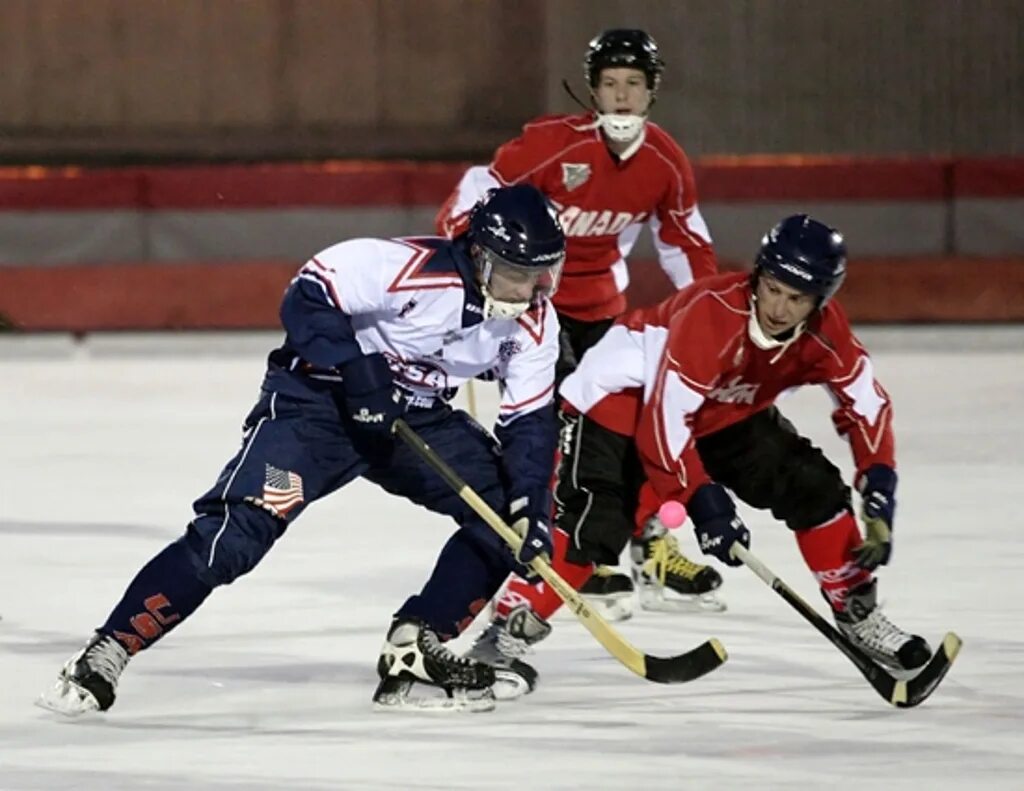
[578,566,636,622]
[464,604,552,700]
[631,530,726,613]
[373,618,496,713]
[36,632,130,717]
[834,579,932,673]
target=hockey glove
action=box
[339,353,405,463]
[509,488,553,566]
[853,464,897,570]
[688,483,750,567]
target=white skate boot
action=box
[834,580,932,673]
[464,604,552,700]
[36,632,130,717]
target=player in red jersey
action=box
[466,215,933,697]
[437,29,721,617]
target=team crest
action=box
[499,337,523,362]
[561,163,591,191]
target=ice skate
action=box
[834,579,932,673]
[464,604,552,700]
[373,618,496,713]
[631,530,726,613]
[36,632,130,717]
[578,565,636,622]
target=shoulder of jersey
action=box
[642,121,687,158]
[815,298,852,334]
[684,272,751,320]
[520,112,598,141]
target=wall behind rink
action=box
[1,158,1023,330]
[0,0,1021,162]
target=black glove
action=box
[688,483,750,567]
[509,487,553,565]
[853,465,897,570]
[339,353,404,462]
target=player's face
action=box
[487,263,548,304]
[592,68,651,116]
[754,274,817,336]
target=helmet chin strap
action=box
[747,300,805,364]
[482,287,530,320]
[596,112,646,142]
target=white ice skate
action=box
[464,604,552,700]
[834,580,932,674]
[36,632,130,717]
[373,618,496,713]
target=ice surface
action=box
[1,328,1022,790]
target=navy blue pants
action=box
[99,369,517,653]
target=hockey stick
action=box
[393,419,727,684]
[464,379,479,420]
[731,543,961,708]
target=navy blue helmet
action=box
[467,185,565,318]
[754,215,847,306]
[584,29,664,91]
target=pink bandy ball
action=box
[657,500,688,530]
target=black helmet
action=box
[584,29,664,91]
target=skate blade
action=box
[35,679,101,718]
[372,677,496,713]
[492,669,532,701]
[638,587,727,614]
[578,591,635,622]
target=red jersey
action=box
[560,272,896,505]
[435,112,717,322]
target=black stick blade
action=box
[892,632,962,708]
[644,638,728,684]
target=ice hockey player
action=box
[37,184,566,715]
[436,27,720,619]
[468,214,932,696]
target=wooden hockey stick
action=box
[464,379,479,420]
[731,543,961,708]
[394,419,727,684]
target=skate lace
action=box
[848,608,912,655]
[420,628,479,668]
[644,534,703,585]
[591,566,618,578]
[82,636,129,685]
[478,621,530,660]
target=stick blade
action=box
[643,638,728,684]
[892,632,962,708]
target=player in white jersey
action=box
[37,185,566,715]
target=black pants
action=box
[556,407,851,566]
[555,313,614,389]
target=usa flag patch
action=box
[262,464,305,517]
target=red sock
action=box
[793,511,872,612]
[494,528,593,621]
[631,481,661,538]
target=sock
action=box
[793,511,872,612]
[494,528,592,621]
[99,537,213,655]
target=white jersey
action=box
[291,235,559,425]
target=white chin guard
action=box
[483,294,530,320]
[596,113,646,143]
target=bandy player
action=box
[436,28,722,617]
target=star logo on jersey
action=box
[561,163,591,191]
